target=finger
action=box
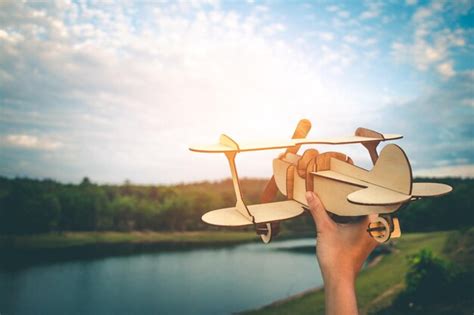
[305,191,333,231]
[368,213,378,222]
[365,232,379,251]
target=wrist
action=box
[323,276,358,315]
[322,266,357,286]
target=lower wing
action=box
[201,200,305,227]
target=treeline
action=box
[399,178,473,232]
[0,176,472,235]
[0,177,274,234]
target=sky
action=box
[0,0,473,184]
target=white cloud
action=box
[341,34,376,47]
[391,1,468,78]
[319,31,335,41]
[338,10,350,18]
[369,71,474,174]
[262,23,286,35]
[461,98,474,107]
[326,5,340,13]
[1,134,62,150]
[319,44,356,70]
[437,60,455,78]
[363,37,377,46]
[1,1,379,183]
[343,35,358,43]
[360,1,382,20]
[406,0,418,5]
[0,1,471,183]
[255,5,269,13]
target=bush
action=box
[392,249,473,313]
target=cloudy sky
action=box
[0,0,473,184]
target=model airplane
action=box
[189,119,452,243]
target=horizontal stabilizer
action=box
[411,182,452,197]
[347,186,412,205]
[201,200,304,227]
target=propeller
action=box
[257,119,312,243]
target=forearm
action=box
[323,274,358,315]
[306,193,376,315]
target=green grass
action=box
[243,231,451,315]
[0,230,258,250]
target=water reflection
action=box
[0,238,322,315]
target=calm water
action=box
[0,238,322,315]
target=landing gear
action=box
[256,222,281,244]
[367,215,401,243]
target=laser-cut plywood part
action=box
[355,127,383,164]
[261,119,312,203]
[201,200,304,226]
[189,133,403,153]
[367,215,401,243]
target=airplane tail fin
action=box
[369,144,412,195]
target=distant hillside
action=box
[400,178,473,232]
[0,176,471,235]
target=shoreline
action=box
[0,230,257,249]
[0,230,314,269]
[0,230,315,249]
[0,231,257,269]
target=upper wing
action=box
[190,139,296,153]
[295,134,402,145]
[190,133,403,153]
[201,200,304,226]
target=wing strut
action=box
[224,150,255,223]
[355,127,384,165]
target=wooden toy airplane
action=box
[189,119,452,244]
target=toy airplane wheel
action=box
[256,222,280,244]
[367,216,391,243]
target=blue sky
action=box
[0,0,473,184]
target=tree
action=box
[0,184,61,234]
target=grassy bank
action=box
[243,231,451,315]
[0,230,265,269]
[0,230,260,250]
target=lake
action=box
[0,238,322,315]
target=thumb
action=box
[305,191,333,232]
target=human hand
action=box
[306,191,378,282]
[305,191,378,314]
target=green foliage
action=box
[0,178,61,234]
[0,176,268,234]
[385,249,474,314]
[443,227,474,269]
[398,178,473,232]
[404,250,456,303]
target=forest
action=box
[0,176,471,235]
